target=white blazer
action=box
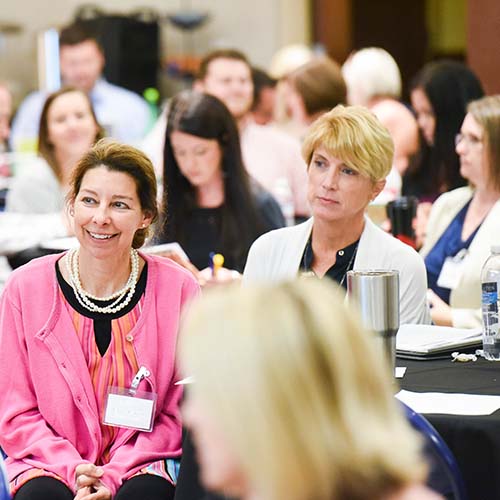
[244,216,431,326]
[420,186,500,328]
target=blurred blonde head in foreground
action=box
[180,279,430,500]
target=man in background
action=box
[195,49,309,219]
[10,22,150,150]
[250,67,277,126]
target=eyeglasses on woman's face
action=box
[454,133,483,148]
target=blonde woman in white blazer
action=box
[421,95,500,328]
[244,104,430,326]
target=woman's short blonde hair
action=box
[467,95,500,191]
[302,104,394,182]
[180,279,427,500]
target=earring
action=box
[69,207,74,216]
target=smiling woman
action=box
[7,87,103,214]
[0,139,200,500]
[244,104,430,325]
[4,87,104,262]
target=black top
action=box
[301,238,359,289]
[56,261,148,356]
[164,187,285,272]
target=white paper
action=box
[142,242,189,261]
[175,376,194,385]
[396,389,500,416]
[395,367,407,378]
[397,324,482,354]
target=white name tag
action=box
[104,387,156,432]
[437,250,468,290]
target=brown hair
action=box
[287,56,347,118]
[467,95,500,191]
[197,49,250,81]
[38,87,104,182]
[59,22,103,51]
[68,138,159,248]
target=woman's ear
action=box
[141,211,154,229]
[371,179,386,201]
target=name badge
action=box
[103,366,157,432]
[437,249,468,290]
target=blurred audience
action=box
[179,279,440,500]
[7,87,103,213]
[250,67,277,125]
[269,43,314,133]
[10,22,149,151]
[0,82,12,152]
[268,43,315,127]
[421,95,500,328]
[284,55,346,140]
[405,60,484,200]
[195,49,310,219]
[3,87,102,261]
[244,104,430,325]
[268,43,314,81]
[342,47,418,181]
[159,90,284,282]
[403,60,484,246]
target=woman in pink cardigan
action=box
[0,139,199,500]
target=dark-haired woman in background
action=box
[402,60,484,245]
[160,91,285,278]
[404,60,484,201]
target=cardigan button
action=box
[126,334,133,342]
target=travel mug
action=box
[386,196,418,248]
[347,270,400,374]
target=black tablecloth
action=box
[398,357,500,500]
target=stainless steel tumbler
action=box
[346,270,400,373]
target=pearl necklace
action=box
[66,248,140,314]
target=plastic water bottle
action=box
[273,177,295,226]
[481,245,500,360]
